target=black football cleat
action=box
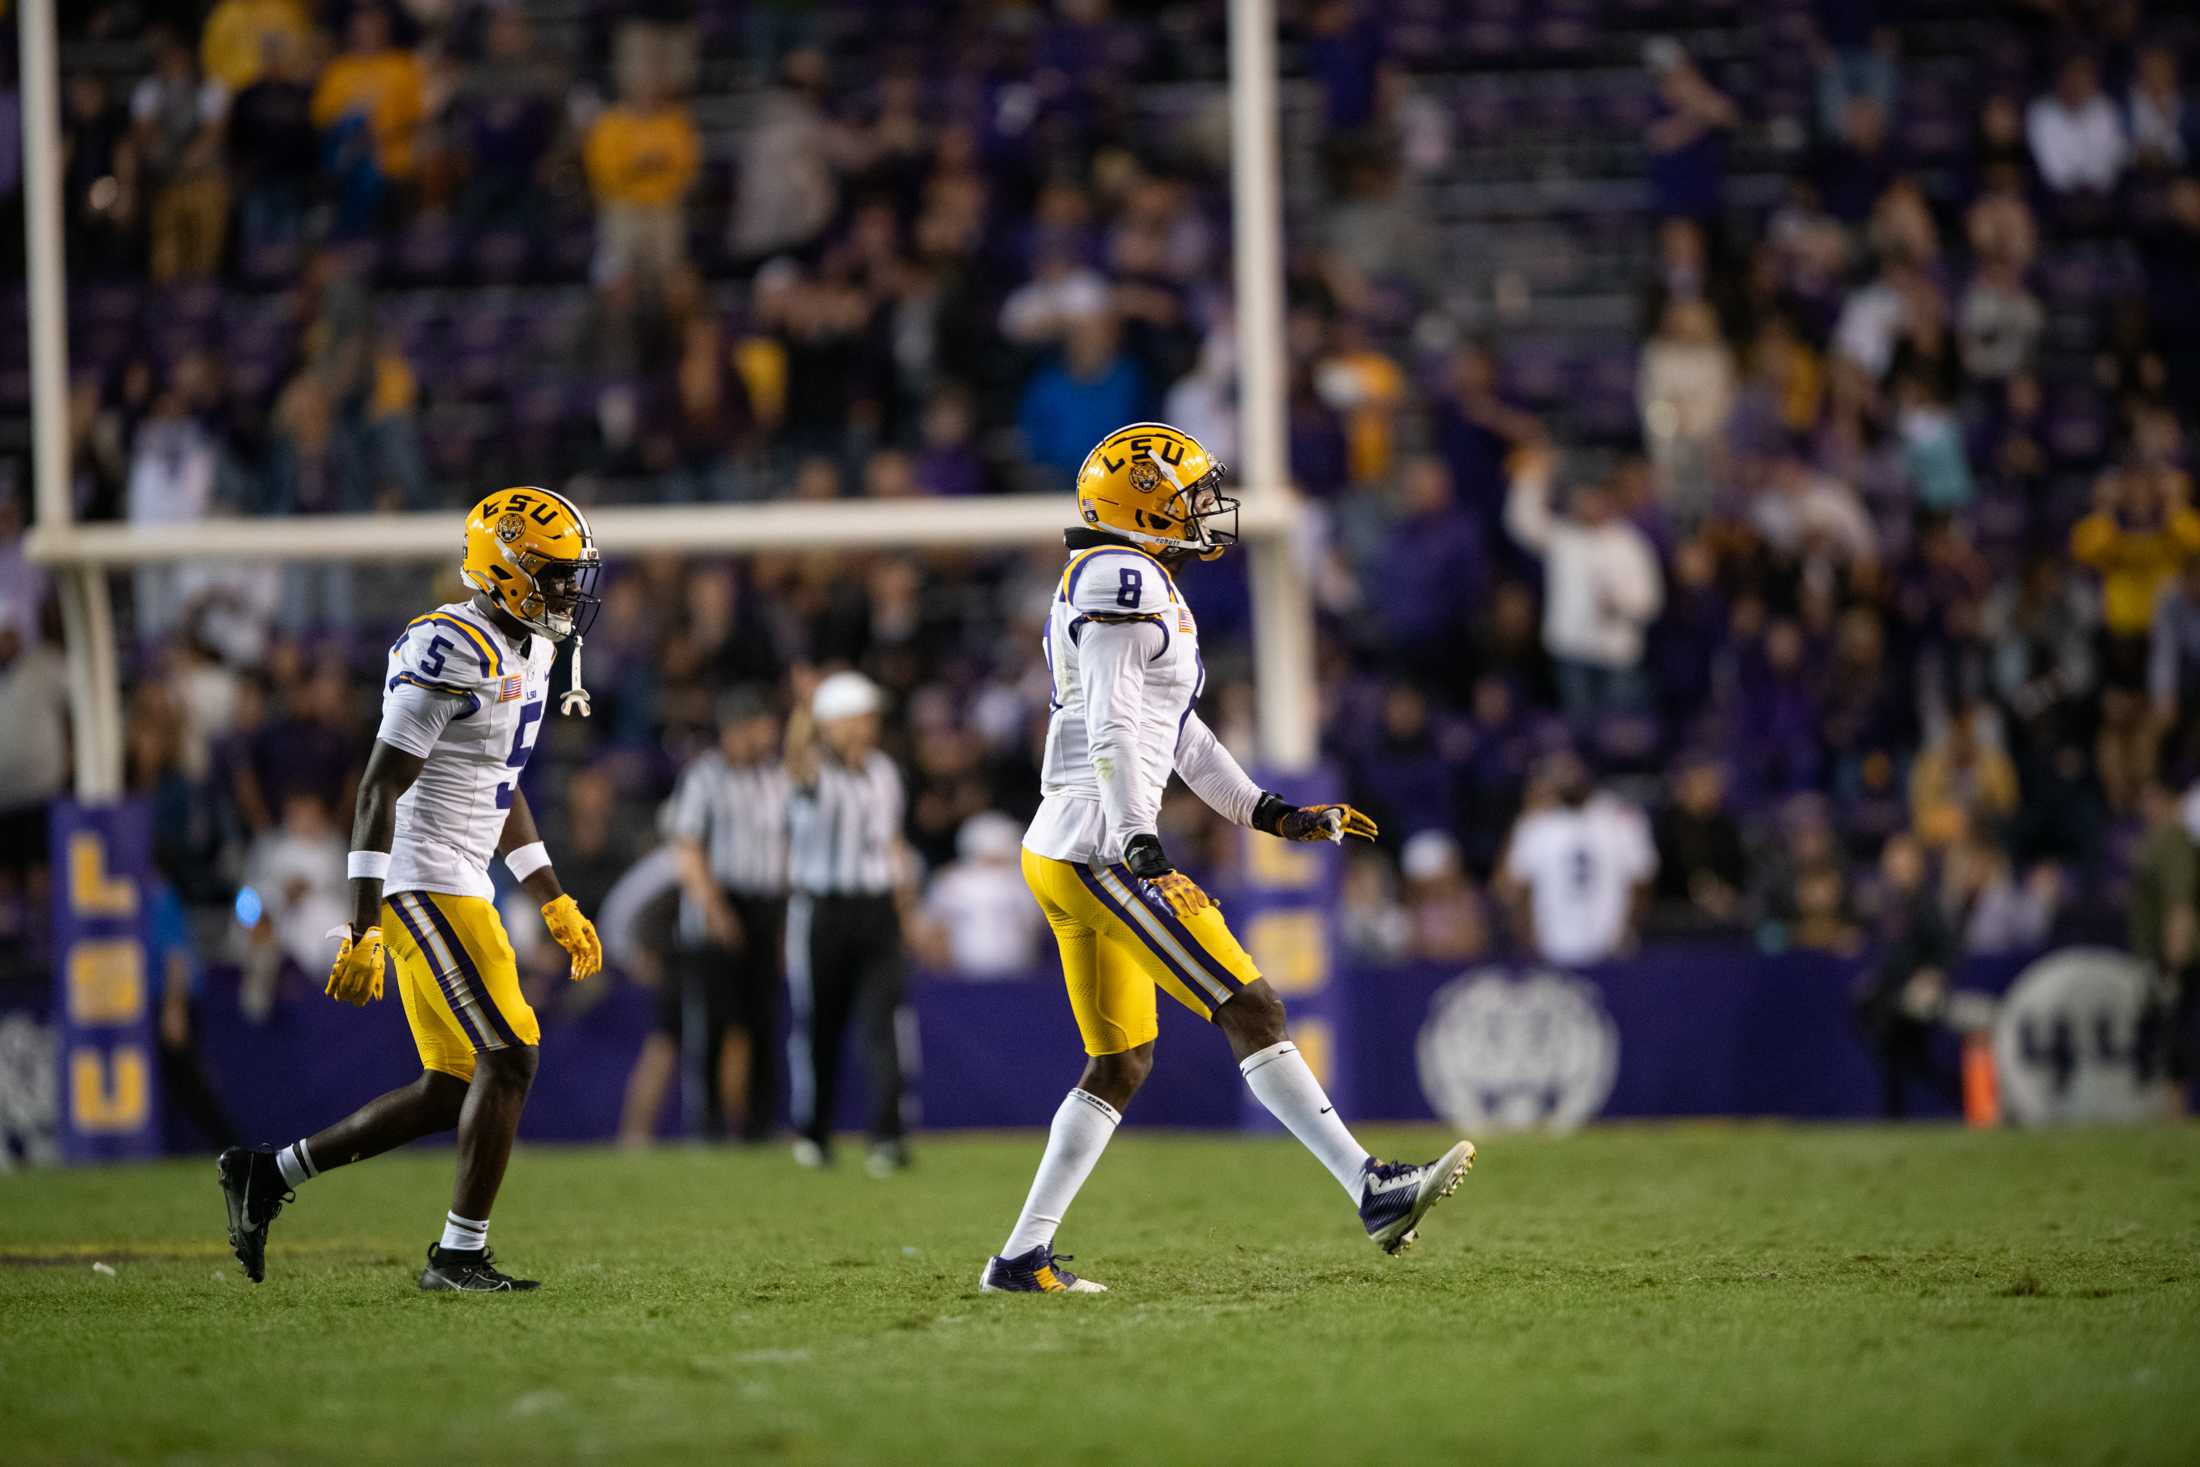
[217,1146,295,1283]
[418,1243,541,1292]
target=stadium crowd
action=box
[5,0,2200,1033]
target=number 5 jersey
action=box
[375,601,553,900]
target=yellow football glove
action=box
[1148,870,1212,920]
[325,925,386,1007]
[1277,802,1380,844]
[541,894,602,982]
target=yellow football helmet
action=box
[1074,422,1237,560]
[460,486,601,642]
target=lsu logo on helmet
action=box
[1075,423,1239,560]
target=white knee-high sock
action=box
[1239,1041,1371,1198]
[1001,1089,1121,1257]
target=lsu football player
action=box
[218,488,606,1291]
[980,423,1476,1294]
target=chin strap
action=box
[559,635,591,717]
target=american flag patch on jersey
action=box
[498,674,524,703]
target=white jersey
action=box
[1502,794,1658,967]
[374,600,555,901]
[1025,544,1263,867]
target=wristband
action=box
[1122,833,1173,880]
[1250,792,1290,836]
[505,841,553,883]
[347,850,392,881]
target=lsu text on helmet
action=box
[1075,422,1238,560]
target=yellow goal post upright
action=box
[17,0,1319,801]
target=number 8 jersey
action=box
[1027,543,1261,868]
[376,600,554,901]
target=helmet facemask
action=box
[1167,463,1238,560]
[515,545,602,641]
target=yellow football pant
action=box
[1021,849,1263,1056]
[382,890,540,1082]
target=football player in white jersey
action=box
[980,423,1476,1295]
[219,488,606,1292]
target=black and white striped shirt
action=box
[667,752,792,910]
[786,751,904,896]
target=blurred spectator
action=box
[1497,753,1657,967]
[1752,799,1863,954]
[1815,95,1898,226]
[1652,754,1746,932]
[238,791,347,1020]
[999,248,1111,350]
[1853,834,1959,1118]
[1894,370,1975,512]
[451,3,563,232]
[916,813,1043,979]
[132,28,229,280]
[1397,831,1489,963]
[0,621,69,896]
[583,71,701,290]
[1956,247,2044,385]
[226,31,319,256]
[1339,850,1411,959]
[1946,836,2057,954]
[1314,319,1408,490]
[2073,468,2200,808]
[1018,314,1147,477]
[2025,54,2127,197]
[1749,452,1877,568]
[728,49,837,262]
[1638,299,1736,519]
[1644,39,1738,221]
[1909,702,2019,847]
[1372,456,1484,683]
[1505,448,1664,722]
[1815,14,1898,138]
[311,4,428,188]
[200,0,311,94]
[1433,343,1541,543]
[2127,44,2195,174]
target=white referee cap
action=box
[811,670,884,723]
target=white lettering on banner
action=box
[1416,969,1619,1134]
[1993,948,2171,1126]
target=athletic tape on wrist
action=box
[505,841,553,883]
[346,850,392,882]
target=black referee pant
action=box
[787,891,912,1150]
[666,892,785,1141]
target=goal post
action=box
[19,0,1319,794]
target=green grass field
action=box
[3,1125,2198,1465]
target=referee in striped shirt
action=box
[785,670,916,1176]
[661,687,790,1141]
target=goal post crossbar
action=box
[21,491,1307,567]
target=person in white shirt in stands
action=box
[2026,54,2128,196]
[917,812,1046,979]
[1505,445,1665,723]
[1498,752,1658,968]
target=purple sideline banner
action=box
[161,944,2044,1156]
[50,800,162,1162]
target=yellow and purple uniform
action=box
[1022,543,1269,1055]
[374,600,551,1079]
